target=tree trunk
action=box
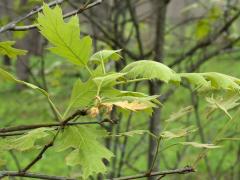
[148,1,168,179]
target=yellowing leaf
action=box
[180,142,220,149]
[0,41,27,58]
[102,95,160,106]
[37,4,92,66]
[55,126,113,178]
[103,100,153,111]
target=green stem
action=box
[63,105,71,119]
[101,59,106,74]
[85,65,93,76]
[47,97,63,121]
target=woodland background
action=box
[1,0,240,179]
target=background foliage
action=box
[1,0,240,180]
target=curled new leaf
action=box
[180,142,220,149]
[113,130,157,139]
[90,49,122,64]
[93,73,126,89]
[121,60,180,83]
[180,72,240,91]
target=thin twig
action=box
[147,137,162,175]
[0,0,102,33]
[0,0,65,33]
[169,9,240,68]
[0,171,75,180]
[0,109,92,134]
[0,121,100,134]
[111,166,195,180]
[20,129,61,173]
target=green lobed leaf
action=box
[37,4,92,66]
[64,78,122,117]
[64,79,97,117]
[121,60,181,83]
[0,41,27,58]
[9,128,53,151]
[55,126,113,178]
[90,49,122,64]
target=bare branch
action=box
[0,0,102,33]
[111,166,195,180]
[0,0,65,33]
[126,0,144,57]
[169,9,240,68]
[0,171,75,180]
[0,109,94,134]
[0,121,102,134]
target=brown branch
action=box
[0,0,102,33]
[126,0,144,57]
[187,36,240,72]
[0,0,65,33]
[0,121,101,134]
[0,109,94,134]
[111,166,195,180]
[0,171,75,180]
[82,12,140,60]
[169,9,240,68]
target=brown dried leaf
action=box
[102,101,151,111]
